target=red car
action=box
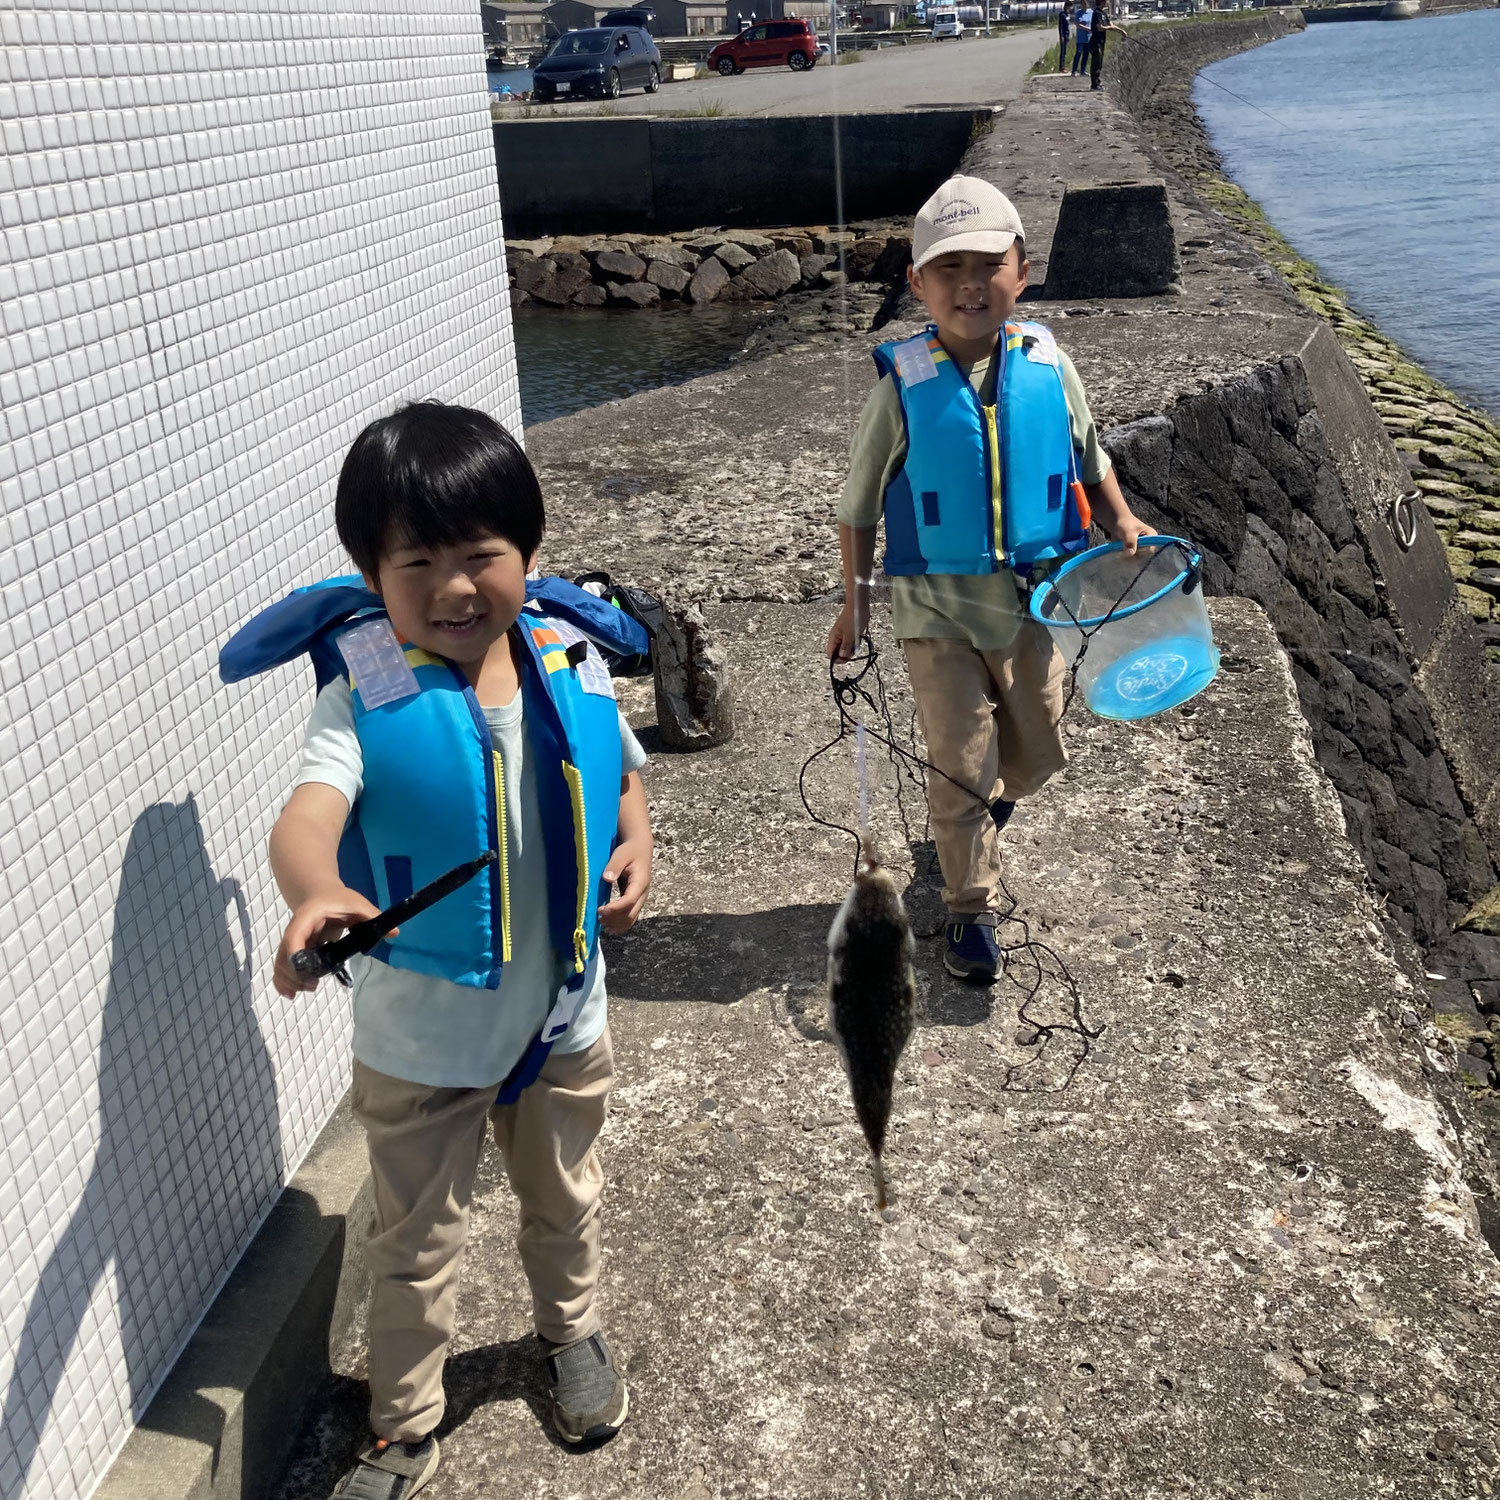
[708,19,821,73]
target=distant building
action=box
[544,0,615,30]
[485,0,554,49]
[848,1,904,22]
[653,0,748,32]
[541,0,779,33]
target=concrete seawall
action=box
[493,108,990,236]
[269,26,1500,1481]
[1104,16,1500,964]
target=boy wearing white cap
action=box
[826,175,1150,983]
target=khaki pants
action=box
[350,1029,614,1442]
[903,624,1068,915]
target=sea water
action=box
[1196,9,1500,419]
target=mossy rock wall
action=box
[1112,10,1500,662]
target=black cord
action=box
[801,634,1104,1095]
[802,543,1198,1092]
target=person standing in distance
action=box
[1089,0,1118,90]
[1057,0,1072,72]
[1071,4,1093,75]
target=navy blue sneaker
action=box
[990,798,1016,833]
[944,916,1001,983]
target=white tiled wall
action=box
[0,4,517,1496]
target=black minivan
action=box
[532,26,662,100]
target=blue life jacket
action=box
[873,322,1092,577]
[220,577,650,1099]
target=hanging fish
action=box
[826,834,918,1211]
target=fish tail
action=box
[859,830,883,875]
[873,1153,887,1213]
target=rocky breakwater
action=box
[506,223,913,310]
[1109,8,1500,662]
[1070,14,1500,1107]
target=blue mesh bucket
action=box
[1029,537,1220,721]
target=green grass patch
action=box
[836,47,865,63]
[672,100,726,116]
[1029,40,1064,73]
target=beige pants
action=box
[903,625,1068,915]
[350,1029,614,1442]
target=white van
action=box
[930,8,963,37]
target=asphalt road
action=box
[530,28,1055,117]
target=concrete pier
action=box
[264,22,1500,1500]
[492,29,1054,234]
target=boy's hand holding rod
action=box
[276,851,497,994]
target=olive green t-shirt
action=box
[838,344,1111,650]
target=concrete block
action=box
[95,1099,372,1500]
[653,602,734,750]
[1043,180,1180,300]
[1414,596,1500,861]
[1290,321,1453,660]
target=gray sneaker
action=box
[331,1435,439,1500]
[541,1331,630,1444]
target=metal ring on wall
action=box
[1389,489,1420,552]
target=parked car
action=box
[929,7,963,35]
[532,26,661,100]
[707,18,821,74]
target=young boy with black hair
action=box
[827,177,1150,983]
[236,403,650,1497]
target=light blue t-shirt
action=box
[294,676,646,1089]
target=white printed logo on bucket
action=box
[1115,649,1189,702]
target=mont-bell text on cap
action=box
[934,197,983,229]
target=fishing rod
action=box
[1108,23,1298,131]
[290,851,497,985]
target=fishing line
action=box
[1112,25,1298,133]
[800,532,1191,1092]
[855,719,869,830]
[1192,69,1297,133]
[799,635,1103,1094]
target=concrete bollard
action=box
[1043,179,1181,300]
[653,601,735,751]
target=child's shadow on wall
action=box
[0,799,282,1500]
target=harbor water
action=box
[512,302,765,425]
[1196,9,1500,419]
[487,62,535,94]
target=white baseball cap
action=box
[912,175,1025,272]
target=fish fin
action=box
[873,1153,887,1213]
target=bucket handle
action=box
[1044,536,1203,635]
